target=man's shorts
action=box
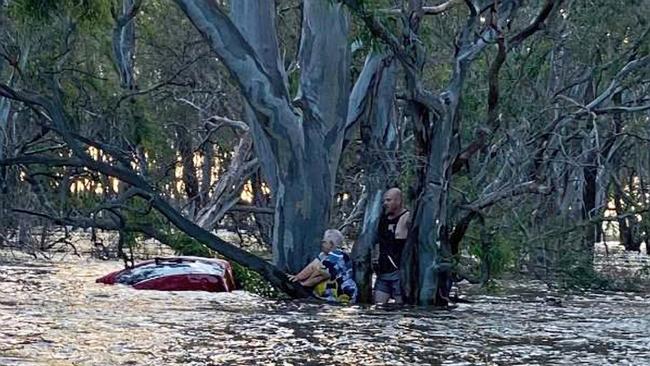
[374,271,401,298]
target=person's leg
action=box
[293,258,322,281]
[374,277,391,304]
[374,290,391,304]
[300,269,329,287]
[392,277,403,304]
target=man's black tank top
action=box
[377,210,408,274]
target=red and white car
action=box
[96,256,236,292]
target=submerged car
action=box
[96,256,236,292]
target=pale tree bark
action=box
[112,0,140,90]
[348,53,399,303]
[401,0,515,306]
[172,100,261,231]
[230,0,284,193]
[176,0,351,273]
[194,132,257,230]
[272,1,350,271]
[0,44,29,171]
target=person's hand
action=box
[287,274,298,282]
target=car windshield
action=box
[116,261,226,285]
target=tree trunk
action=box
[403,107,455,306]
[200,141,213,206]
[581,158,598,260]
[272,148,334,270]
[615,174,642,252]
[614,180,637,251]
[112,0,138,90]
[194,132,256,230]
[251,170,273,247]
[638,175,650,253]
[397,0,526,306]
[479,221,492,286]
[227,0,351,272]
[176,125,200,215]
[349,53,398,303]
[0,45,29,197]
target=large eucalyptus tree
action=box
[173,0,400,274]
[0,0,398,295]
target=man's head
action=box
[382,188,403,216]
[321,229,344,254]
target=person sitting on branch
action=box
[288,229,358,304]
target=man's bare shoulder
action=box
[395,210,411,239]
[398,210,411,226]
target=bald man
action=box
[373,188,410,304]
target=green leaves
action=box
[9,0,111,28]
[231,262,282,298]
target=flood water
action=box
[1,255,649,365]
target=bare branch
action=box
[115,52,208,107]
[461,181,551,211]
[338,0,414,71]
[0,155,85,168]
[586,56,650,110]
[508,0,561,49]
[378,0,462,15]
[593,104,650,114]
[205,115,249,132]
[229,205,275,215]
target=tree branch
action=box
[338,0,414,71]
[0,82,308,298]
[174,0,303,173]
[508,0,561,49]
[461,181,551,212]
[378,0,462,15]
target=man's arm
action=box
[395,211,410,239]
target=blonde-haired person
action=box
[288,229,358,303]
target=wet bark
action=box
[275,0,351,271]
[402,105,455,306]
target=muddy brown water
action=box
[1,256,649,365]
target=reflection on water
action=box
[1,257,649,365]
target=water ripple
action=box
[1,258,649,365]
